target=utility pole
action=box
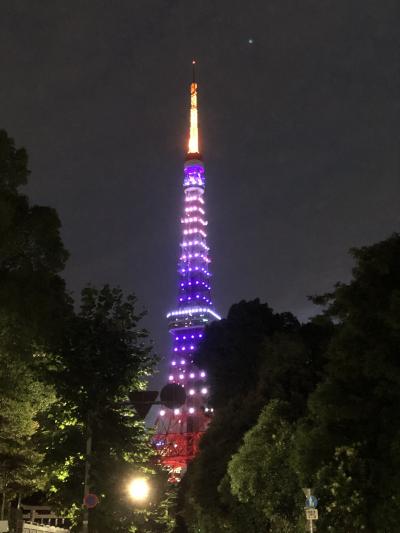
[82,417,92,533]
[303,487,318,532]
[1,491,6,521]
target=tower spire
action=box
[188,60,199,156]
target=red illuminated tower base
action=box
[153,63,220,481]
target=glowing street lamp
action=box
[128,477,150,502]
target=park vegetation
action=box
[1,129,399,532]
[0,130,172,532]
[177,234,400,533]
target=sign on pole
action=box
[305,508,318,520]
[303,488,318,532]
[305,495,318,508]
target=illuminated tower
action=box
[154,62,220,480]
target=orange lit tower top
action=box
[154,62,220,481]
[188,60,199,156]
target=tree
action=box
[181,300,330,531]
[0,355,53,519]
[195,300,300,409]
[0,130,173,530]
[180,298,333,531]
[0,130,70,355]
[228,400,302,532]
[0,130,71,517]
[295,234,400,532]
[43,285,161,532]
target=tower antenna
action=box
[188,60,199,155]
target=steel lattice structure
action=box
[153,62,220,480]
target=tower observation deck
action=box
[153,62,220,480]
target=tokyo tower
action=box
[154,62,220,480]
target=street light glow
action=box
[128,477,150,502]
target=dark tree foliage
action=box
[181,233,400,531]
[0,131,169,531]
[0,130,29,192]
[295,234,400,532]
[181,300,331,531]
[195,300,300,409]
[0,130,71,514]
[0,130,70,355]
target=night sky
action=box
[1,1,398,379]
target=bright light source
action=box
[128,477,150,502]
[189,407,195,414]
[160,410,165,416]
[174,408,180,415]
[189,389,195,395]
[201,387,208,394]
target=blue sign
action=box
[305,495,318,508]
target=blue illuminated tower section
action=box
[154,62,220,479]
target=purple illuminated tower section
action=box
[154,62,220,480]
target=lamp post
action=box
[127,477,151,503]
